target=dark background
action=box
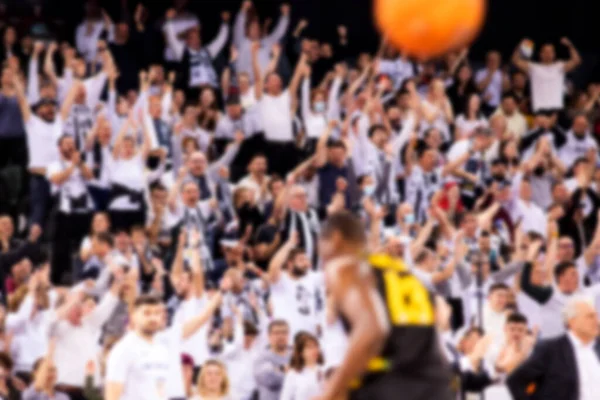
[3,0,600,84]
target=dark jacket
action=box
[507,334,600,400]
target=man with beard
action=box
[47,134,94,284]
[12,72,80,238]
[105,294,169,400]
[267,232,323,339]
[559,114,598,170]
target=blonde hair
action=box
[197,359,229,397]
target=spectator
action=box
[507,295,600,400]
[512,37,582,112]
[191,359,230,400]
[254,320,291,400]
[475,50,503,114]
[280,332,325,400]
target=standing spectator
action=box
[12,65,77,237]
[252,42,305,177]
[75,4,114,64]
[254,320,292,400]
[47,135,94,284]
[164,8,230,94]
[475,50,503,115]
[107,114,153,231]
[105,295,169,400]
[267,233,321,338]
[280,333,325,400]
[233,1,290,80]
[512,37,582,112]
[51,276,122,400]
[507,295,600,400]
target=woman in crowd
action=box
[280,333,325,400]
[79,212,111,262]
[107,113,153,231]
[192,359,231,400]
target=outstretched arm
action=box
[206,12,231,58]
[262,4,291,47]
[561,37,582,73]
[511,39,531,73]
[267,232,297,284]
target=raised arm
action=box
[233,0,252,48]
[207,12,231,58]
[267,232,297,284]
[262,3,291,47]
[560,37,582,73]
[265,44,282,76]
[11,73,31,122]
[288,53,309,112]
[187,230,206,298]
[43,42,59,87]
[169,231,187,288]
[182,292,222,339]
[111,114,132,159]
[27,42,44,104]
[314,120,336,167]
[163,9,186,61]
[511,39,531,73]
[60,80,82,121]
[251,41,263,100]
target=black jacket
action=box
[507,334,600,400]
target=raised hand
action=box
[280,3,291,16]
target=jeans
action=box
[29,174,51,227]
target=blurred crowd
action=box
[0,0,600,400]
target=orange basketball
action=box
[374,0,486,60]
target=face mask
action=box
[363,184,376,197]
[314,101,326,113]
[291,266,306,277]
[404,213,415,225]
[209,344,223,353]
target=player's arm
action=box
[105,383,124,400]
[319,267,390,400]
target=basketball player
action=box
[314,211,452,400]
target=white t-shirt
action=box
[106,331,170,400]
[107,154,147,210]
[475,68,503,107]
[529,62,565,111]
[260,90,293,142]
[280,366,325,400]
[270,271,323,338]
[46,159,93,213]
[156,324,186,399]
[419,99,450,142]
[173,296,210,367]
[25,115,62,169]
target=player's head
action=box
[319,211,366,262]
[287,248,310,278]
[132,294,164,337]
[267,320,290,352]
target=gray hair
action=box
[562,294,595,323]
